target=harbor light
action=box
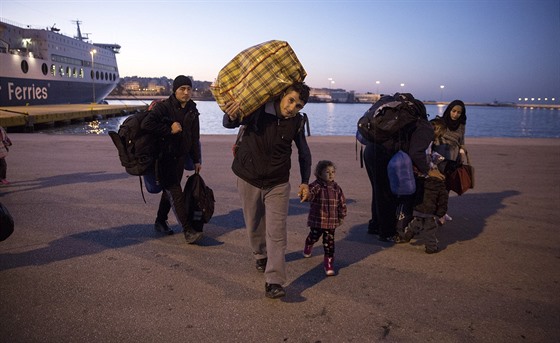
[376,80,380,94]
[440,85,445,101]
[328,78,335,90]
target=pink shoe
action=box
[303,243,313,258]
[0,179,9,185]
[324,256,335,276]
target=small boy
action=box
[301,160,347,275]
[396,119,448,253]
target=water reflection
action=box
[34,100,560,138]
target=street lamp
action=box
[440,85,445,102]
[90,49,97,103]
[400,83,405,92]
[376,80,380,94]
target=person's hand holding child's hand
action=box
[298,184,310,203]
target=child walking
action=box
[302,160,347,276]
[396,119,449,253]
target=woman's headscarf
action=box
[442,100,467,131]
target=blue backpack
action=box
[387,150,416,196]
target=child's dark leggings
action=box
[306,227,335,258]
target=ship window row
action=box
[52,53,118,72]
[51,54,82,67]
[18,59,117,81]
[49,64,85,78]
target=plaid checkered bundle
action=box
[211,40,307,119]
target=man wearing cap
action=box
[142,75,203,244]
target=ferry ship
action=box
[0,18,120,106]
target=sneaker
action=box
[265,283,286,299]
[425,247,439,254]
[0,179,9,185]
[154,220,174,235]
[378,235,396,243]
[255,258,267,273]
[395,231,413,244]
[183,228,203,244]
[324,256,335,276]
[303,244,313,258]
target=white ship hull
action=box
[0,19,120,106]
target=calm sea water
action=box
[37,100,560,138]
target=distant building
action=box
[354,93,381,104]
[309,88,353,102]
[123,81,140,91]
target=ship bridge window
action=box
[66,66,71,77]
[79,68,84,78]
[21,60,29,74]
[42,63,48,75]
[96,70,99,80]
[90,70,94,79]
[51,64,56,76]
[73,67,77,77]
[59,66,64,76]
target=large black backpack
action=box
[357,93,425,144]
[109,110,159,176]
[183,173,215,232]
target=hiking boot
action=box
[183,227,203,244]
[303,243,313,258]
[154,220,173,235]
[265,283,286,299]
[324,256,335,276]
[255,258,267,273]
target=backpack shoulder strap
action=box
[298,112,310,136]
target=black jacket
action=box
[414,177,448,218]
[223,103,311,189]
[142,95,201,185]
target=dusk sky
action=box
[2,0,559,103]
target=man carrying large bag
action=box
[216,40,310,299]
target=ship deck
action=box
[0,103,147,131]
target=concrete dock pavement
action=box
[0,103,146,130]
[0,134,559,342]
